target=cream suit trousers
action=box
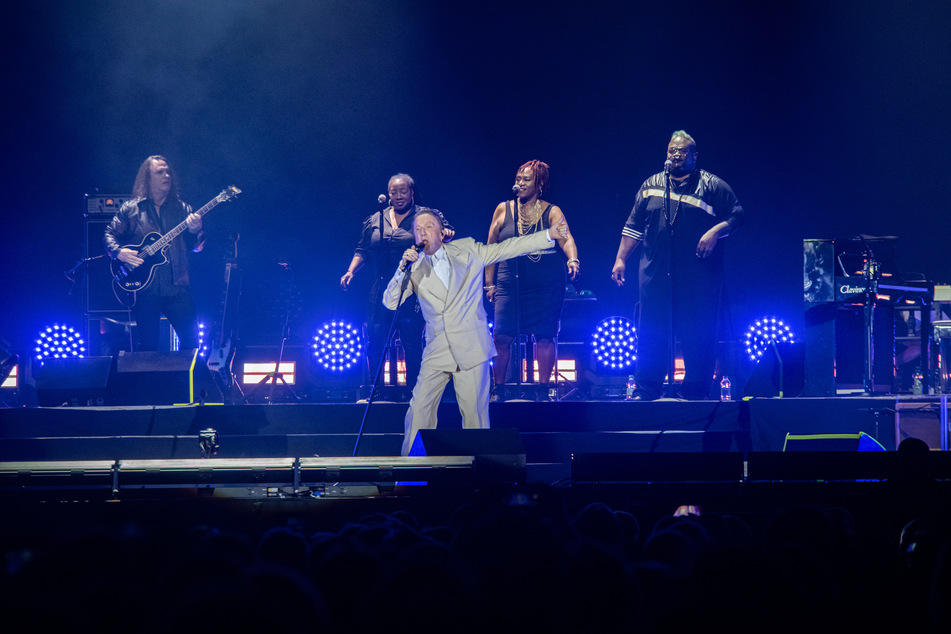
[401,359,491,456]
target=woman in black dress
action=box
[484,160,579,400]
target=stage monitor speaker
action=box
[783,431,886,452]
[571,452,745,484]
[112,350,222,405]
[409,428,526,484]
[742,341,805,398]
[36,356,114,407]
[895,401,947,450]
[747,450,894,482]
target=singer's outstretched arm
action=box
[483,201,507,304]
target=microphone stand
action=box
[65,254,106,294]
[244,264,300,404]
[860,243,880,395]
[513,193,525,398]
[378,196,391,397]
[66,253,117,354]
[353,261,414,457]
[769,338,785,398]
[663,167,676,399]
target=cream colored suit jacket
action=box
[383,230,554,372]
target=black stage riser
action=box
[0,435,401,461]
[0,401,747,436]
[5,453,951,497]
[0,431,739,463]
[3,398,946,484]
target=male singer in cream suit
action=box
[384,210,570,455]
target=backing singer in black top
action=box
[340,173,452,400]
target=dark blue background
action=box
[2,0,949,357]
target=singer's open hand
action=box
[567,260,580,281]
[551,217,569,241]
[340,271,354,291]
[611,260,626,286]
[696,226,724,259]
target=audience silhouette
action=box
[1,441,948,633]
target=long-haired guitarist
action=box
[103,155,205,351]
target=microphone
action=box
[377,194,387,208]
[664,160,672,175]
[400,242,425,272]
[512,184,520,196]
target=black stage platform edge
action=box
[0,434,404,461]
[5,450,951,500]
[2,397,945,486]
[2,397,928,451]
[572,450,951,485]
[0,456,477,498]
[0,400,747,436]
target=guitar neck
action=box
[142,196,221,257]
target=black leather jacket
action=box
[103,196,199,286]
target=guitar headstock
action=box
[218,185,242,202]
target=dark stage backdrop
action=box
[2,0,949,361]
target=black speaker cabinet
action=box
[36,356,115,407]
[409,428,526,484]
[85,218,128,313]
[112,350,222,405]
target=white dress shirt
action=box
[427,247,451,289]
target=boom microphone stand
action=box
[353,258,416,456]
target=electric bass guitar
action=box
[111,185,241,293]
[206,232,243,399]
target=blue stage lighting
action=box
[197,322,209,357]
[745,317,795,362]
[312,320,363,372]
[34,324,86,365]
[590,316,637,370]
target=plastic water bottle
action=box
[720,376,732,401]
[625,375,636,400]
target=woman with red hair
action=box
[484,160,580,400]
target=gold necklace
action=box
[516,199,542,236]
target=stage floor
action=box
[2,395,947,485]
